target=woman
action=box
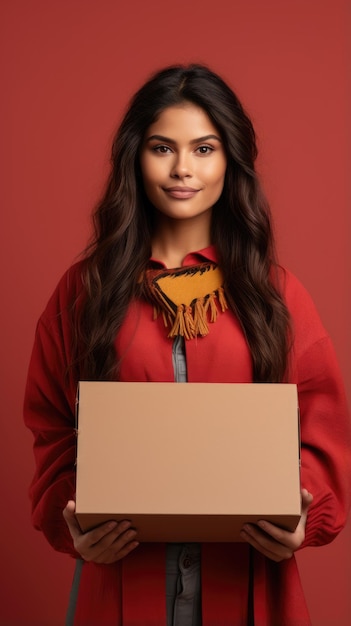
[24,64,351,625]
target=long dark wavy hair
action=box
[74,63,291,382]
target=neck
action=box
[152,213,212,268]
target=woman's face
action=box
[140,103,227,225]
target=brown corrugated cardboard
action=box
[75,382,301,542]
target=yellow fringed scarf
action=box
[142,263,228,340]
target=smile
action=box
[163,186,200,199]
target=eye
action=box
[196,145,214,155]
[152,145,172,154]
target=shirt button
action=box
[183,557,192,569]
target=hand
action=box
[62,500,139,564]
[240,488,313,562]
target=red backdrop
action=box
[1,1,350,624]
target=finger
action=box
[240,525,293,562]
[256,519,305,553]
[105,538,139,564]
[95,530,140,564]
[255,489,313,548]
[86,520,125,548]
[63,501,116,547]
[77,521,135,562]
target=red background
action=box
[1,1,350,624]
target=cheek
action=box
[140,163,163,205]
[201,158,227,185]
[141,159,166,189]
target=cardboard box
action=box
[75,382,301,542]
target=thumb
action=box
[63,500,81,537]
[300,488,313,525]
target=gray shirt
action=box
[166,335,202,626]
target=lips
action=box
[163,186,200,199]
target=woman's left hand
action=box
[240,488,313,562]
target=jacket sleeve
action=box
[286,272,351,548]
[23,267,82,558]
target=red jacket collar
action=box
[149,244,218,268]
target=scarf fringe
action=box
[153,289,228,339]
[144,262,228,340]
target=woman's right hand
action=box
[63,500,139,564]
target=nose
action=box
[170,152,193,179]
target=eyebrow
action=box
[145,134,222,145]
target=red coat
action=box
[24,247,351,625]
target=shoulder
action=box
[275,265,318,307]
[275,265,329,353]
[40,260,86,323]
[26,262,87,401]
[33,260,86,350]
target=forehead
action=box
[145,103,221,139]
